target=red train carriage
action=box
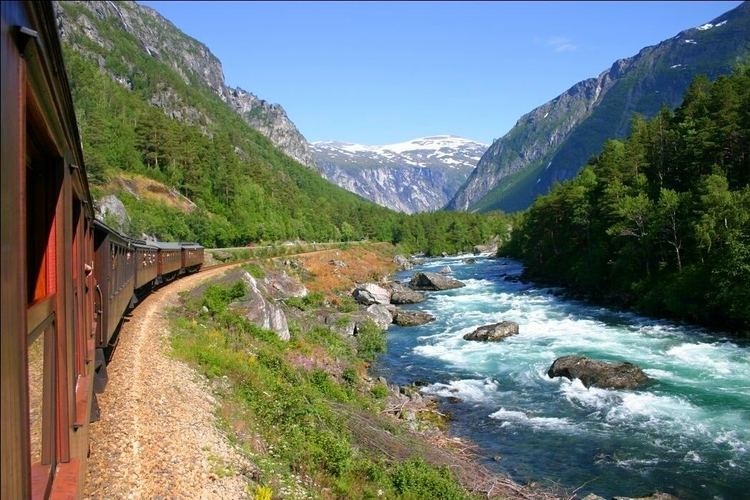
[2,1,97,497]
[133,240,159,291]
[181,242,204,273]
[92,220,134,350]
[154,241,182,283]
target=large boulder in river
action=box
[229,272,290,341]
[463,321,519,341]
[393,310,435,327]
[353,283,391,305]
[390,283,426,304]
[547,355,650,389]
[409,272,465,291]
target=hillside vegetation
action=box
[60,3,508,254]
[504,66,750,334]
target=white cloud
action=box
[534,35,578,53]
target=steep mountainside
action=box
[55,0,317,169]
[448,2,750,213]
[312,136,486,213]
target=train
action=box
[1,2,204,498]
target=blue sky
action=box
[142,1,741,145]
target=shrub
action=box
[355,320,387,362]
[391,458,467,499]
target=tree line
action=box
[503,65,749,334]
[63,44,510,256]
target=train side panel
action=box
[93,221,134,349]
[133,242,158,290]
[1,2,97,497]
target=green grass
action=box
[170,279,472,498]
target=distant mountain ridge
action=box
[55,0,317,169]
[448,1,750,213]
[312,136,486,213]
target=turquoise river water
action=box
[374,255,750,499]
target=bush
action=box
[391,458,468,499]
[355,320,387,362]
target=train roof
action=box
[151,242,182,250]
[180,242,203,249]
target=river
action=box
[374,255,750,499]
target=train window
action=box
[25,134,60,305]
[27,324,55,495]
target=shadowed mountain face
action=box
[312,136,486,213]
[448,2,750,213]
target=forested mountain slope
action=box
[503,66,750,334]
[449,2,750,213]
[55,1,510,253]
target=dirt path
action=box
[83,266,253,499]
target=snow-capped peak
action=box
[696,20,727,31]
[312,135,487,157]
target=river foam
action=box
[376,255,750,499]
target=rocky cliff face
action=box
[55,0,317,169]
[312,136,485,213]
[448,2,750,213]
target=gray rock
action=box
[462,258,477,264]
[409,272,465,291]
[329,259,347,268]
[95,194,130,232]
[229,272,290,341]
[439,266,452,274]
[365,304,393,330]
[393,254,413,270]
[547,355,650,389]
[390,283,426,304]
[324,314,357,336]
[393,310,435,327]
[263,271,307,300]
[581,495,606,500]
[463,321,519,342]
[353,283,392,305]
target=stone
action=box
[409,272,465,291]
[390,283,426,304]
[439,266,452,274]
[463,321,519,342]
[263,271,307,300]
[462,258,477,264]
[393,254,413,270]
[364,304,392,330]
[353,283,392,305]
[547,355,650,390]
[324,314,357,336]
[447,396,463,404]
[95,194,130,232]
[229,272,289,341]
[393,310,435,327]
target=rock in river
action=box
[409,272,465,291]
[390,283,426,304]
[393,310,435,327]
[547,355,650,389]
[463,321,519,341]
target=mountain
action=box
[55,0,317,169]
[312,136,485,213]
[448,2,750,213]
